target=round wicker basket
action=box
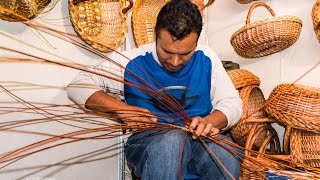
[0,0,51,22]
[227,69,260,90]
[230,2,302,58]
[230,85,270,149]
[132,0,215,47]
[265,84,320,133]
[312,0,320,42]
[69,0,133,52]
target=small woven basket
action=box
[230,2,302,58]
[265,84,320,133]
[227,69,260,90]
[69,0,133,52]
[132,0,215,47]
[0,0,50,22]
[312,0,320,42]
[230,85,271,149]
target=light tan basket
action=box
[230,86,271,149]
[227,69,260,90]
[132,0,215,47]
[312,0,320,41]
[265,84,320,133]
[0,0,50,22]
[69,0,133,52]
[230,2,302,58]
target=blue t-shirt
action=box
[124,51,213,126]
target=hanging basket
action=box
[132,0,215,47]
[227,69,260,90]
[0,0,51,22]
[265,84,320,133]
[69,0,133,52]
[230,2,302,58]
[312,0,320,42]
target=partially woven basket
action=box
[312,0,320,42]
[69,0,133,52]
[132,0,215,47]
[0,0,50,22]
[227,69,260,90]
[265,84,320,133]
[230,85,270,149]
[230,2,302,58]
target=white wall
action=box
[1,0,319,179]
[207,0,320,141]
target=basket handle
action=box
[122,0,133,14]
[246,2,275,25]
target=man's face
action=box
[156,30,198,72]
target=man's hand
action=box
[189,116,219,139]
[117,105,157,129]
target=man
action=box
[67,0,242,179]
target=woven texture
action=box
[289,128,320,168]
[230,86,271,149]
[230,2,302,58]
[132,0,215,47]
[227,69,260,90]
[69,0,133,52]
[265,83,320,133]
[312,0,320,42]
[236,0,255,4]
[0,0,50,21]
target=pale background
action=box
[0,0,319,179]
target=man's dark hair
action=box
[155,0,203,41]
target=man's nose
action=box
[170,54,181,67]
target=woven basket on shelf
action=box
[265,83,320,133]
[69,0,133,52]
[0,0,50,22]
[312,0,320,42]
[132,0,215,47]
[230,2,302,58]
[227,69,260,90]
[230,85,271,149]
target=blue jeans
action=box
[125,129,241,180]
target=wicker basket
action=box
[236,0,256,4]
[265,83,320,133]
[230,2,302,58]
[0,0,50,22]
[227,69,260,90]
[132,0,215,47]
[240,123,281,180]
[230,86,271,149]
[69,0,133,52]
[312,0,320,42]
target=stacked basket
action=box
[265,84,320,168]
[0,0,51,21]
[230,2,302,58]
[69,0,133,52]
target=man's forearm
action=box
[204,110,228,129]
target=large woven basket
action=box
[230,2,302,58]
[230,85,271,149]
[132,0,215,47]
[0,0,50,22]
[265,83,320,133]
[69,0,133,52]
[312,0,320,42]
[227,69,260,90]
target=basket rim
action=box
[231,15,303,41]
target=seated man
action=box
[67,0,242,179]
